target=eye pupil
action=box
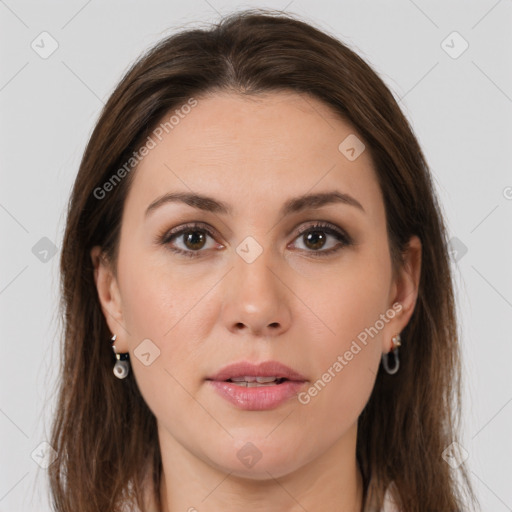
[184,231,206,250]
[304,231,326,250]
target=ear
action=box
[90,246,129,352]
[384,235,422,352]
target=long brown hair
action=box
[48,8,477,511]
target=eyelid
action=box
[158,221,219,244]
[294,220,351,240]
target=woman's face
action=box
[93,91,420,479]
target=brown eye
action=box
[289,222,352,257]
[302,230,328,251]
[182,230,207,251]
[160,222,220,258]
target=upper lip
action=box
[206,360,307,382]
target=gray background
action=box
[1,0,511,510]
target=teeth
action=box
[230,381,279,387]
[230,376,279,383]
[231,376,256,382]
[256,376,279,383]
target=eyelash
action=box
[157,221,353,259]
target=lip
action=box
[206,360,307,411]
[206,360,307,382]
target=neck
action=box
[153,423,364,512]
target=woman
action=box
[48,9,477,512]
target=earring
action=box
[110,334,130,379]
[382,334,401,375]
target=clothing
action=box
[378,481,401,512]
[382,488,399,511]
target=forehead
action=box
[125,91,383,220]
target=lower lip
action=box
[207,380,307,411]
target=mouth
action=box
[205,360,307,384]
[205,360,307,411]
[222,376,291,387]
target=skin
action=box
[91,91,421,512]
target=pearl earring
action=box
[110,334,130,379]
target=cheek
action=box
[118,248,209,339]
[297,303,383,444]
[295,255,390,423]
[309,251,391,349]
[116,250,219,389]
[117,258,209,426]
[299,355,378,449]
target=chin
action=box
[205,438,308,480]
[223,459,302,481]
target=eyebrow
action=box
[145,190,365,218]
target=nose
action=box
[220,243,292,338]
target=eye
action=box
[288,221,352,257]
[158,220,352,259]
[158,222,222,258]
